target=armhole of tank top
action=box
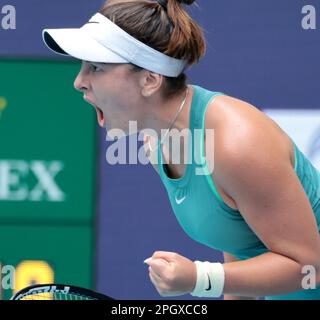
[293,141,298,172]
[157,138,168,181]
[201,92,239,213]
[289,138,298,173]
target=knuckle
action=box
[153,251,160,257]
[172,253,179,259]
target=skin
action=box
[75,61,320,299]
[74,61,189,136]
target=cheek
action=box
[92,71,140,117]
[91,82,115,109]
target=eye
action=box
[89,63,102,72]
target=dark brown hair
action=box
[99,0,206,98]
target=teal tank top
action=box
[157,85,320,300]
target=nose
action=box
[74,63,90,92]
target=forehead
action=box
[83,61,129,68]
[81,61,137,78]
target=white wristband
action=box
[190,261,225,298]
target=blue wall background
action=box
[1,0,319,300]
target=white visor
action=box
[42,13,187,77]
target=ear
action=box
[139,71,164,97]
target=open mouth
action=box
[84,96,105,127]
[94,106,105,128]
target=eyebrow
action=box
[84,61,105,66]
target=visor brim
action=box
[42,28,128,64]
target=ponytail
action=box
[165,0,206,65]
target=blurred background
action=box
[0,0,319,300]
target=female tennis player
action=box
[42,0,320,300]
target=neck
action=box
[141,85,193,141]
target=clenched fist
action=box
[144,251,197,297]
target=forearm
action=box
[223,251,318,297]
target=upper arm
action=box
[216,132,320,268]
[223,252,239,263]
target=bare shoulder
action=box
[206,94,285,135]
[203,94,296,202]
[205,96,320,267]
[205,94,294,163]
